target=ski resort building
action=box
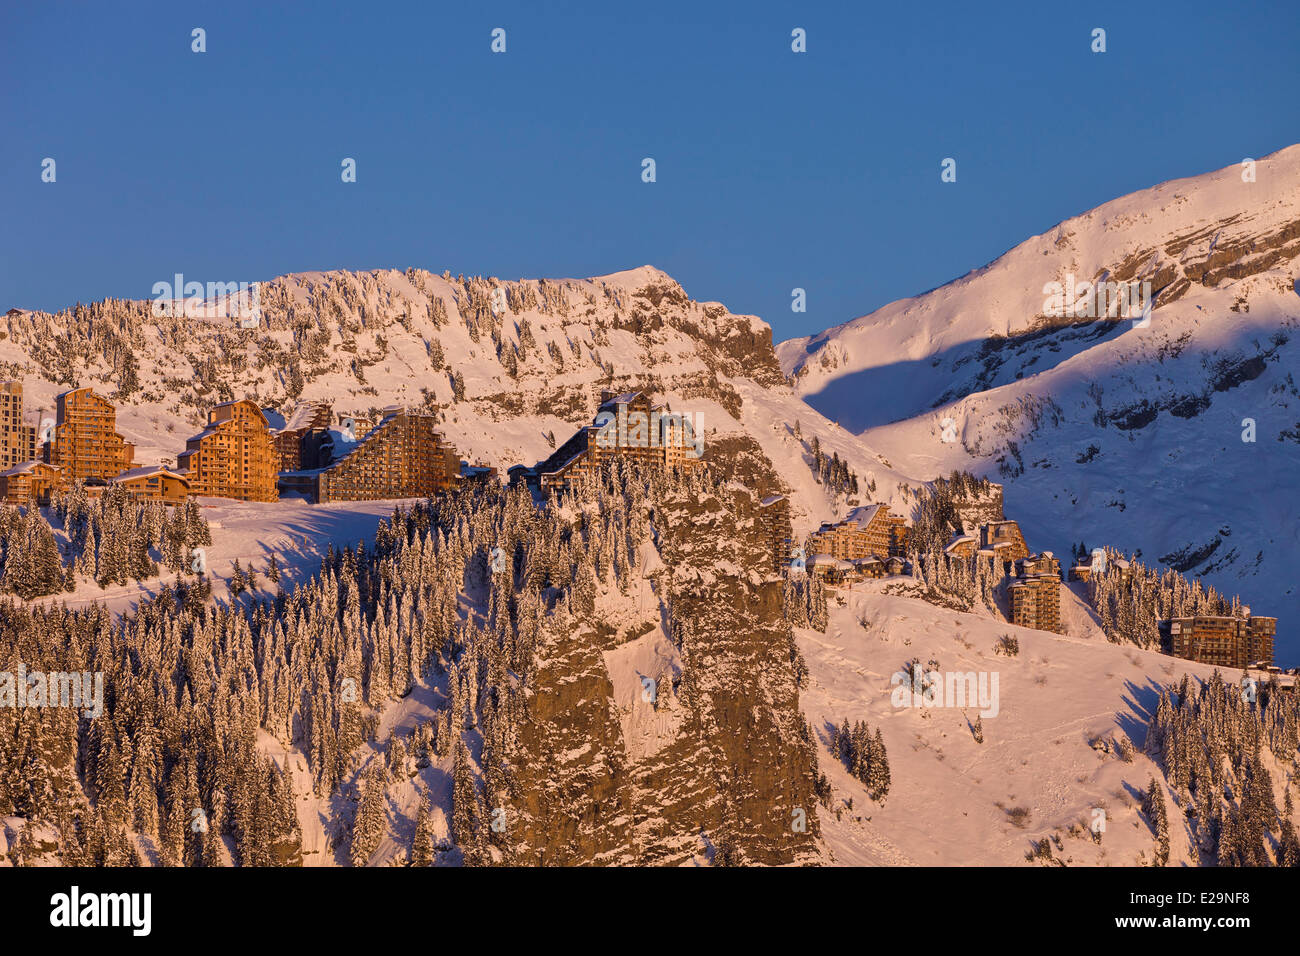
[109,465,191,505]
[0,381,38,470]
[176,400,278,501]
[1009,553,1062,634]
[270,401,334,472]
[759,494,794,572]
[1166,612,1277,669]
[982,520,1030,563]
[807,553,852,583]
[1009,575,1062,634]
[314,407,460,503]
[531,390,705,491]
[1020,551,1061,579]
[807,504,909,562]
[45,387,135,486]
[459,462,499,485]
[853,555,886,579]
[0,460,62,506]
[944,533,977,559]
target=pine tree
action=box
[350,765,385,867]
[229,559,247,597]
[451,738,480,851]
[867,729,891,801]
[1146,777,1170,866]
[411,794,435,866]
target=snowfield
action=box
[801,579,1269,866]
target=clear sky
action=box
[3,0,1296,343]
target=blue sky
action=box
[3,0,1296,342]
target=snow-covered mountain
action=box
[4,171,1298,868]
[779,145,1300,660]
[2,265,911,544]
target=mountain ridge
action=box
[777,145,1300,661]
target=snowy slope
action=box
[802,579,1280,866]
[779,146,1300,660]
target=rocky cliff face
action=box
[502,436,820,866]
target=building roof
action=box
[112,465,187,483]
[598,390,644,411]
[842,503,887,530]
[184,426,220,443]
[283,402,327,432]
[0,459,57,478]
[945,533,976,552]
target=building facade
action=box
[316,407,459,503]
[944,533,977,559]
[1010,574,1062,633]
[758,494,794,572]
[1007,552,1062,633]
[535,390,705,491]
[983,520,1030,563]
[1167,613,1276,669]
[271,401,335,472]
[110,465,191,505]
[45,387,134,485]
[177,400,278,501]
[807,503,908,561]
[0,461,62,506]
[0,382,38,469]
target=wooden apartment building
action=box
[316,407,459,503]
[807,503,909,561]
[1008,552,1062,634]
[532,390,705,491]
[109,465,192,505]
[45,387,135,485]
[758,493,794,572]
[271,401,335,472]
[944,533,978,559]
[1167,611,1276,669]
[0,381,38,469]
[0,460,62,506]
[176,399,278,501]
[1010,576,1062,634]
[983,520,1029,563]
